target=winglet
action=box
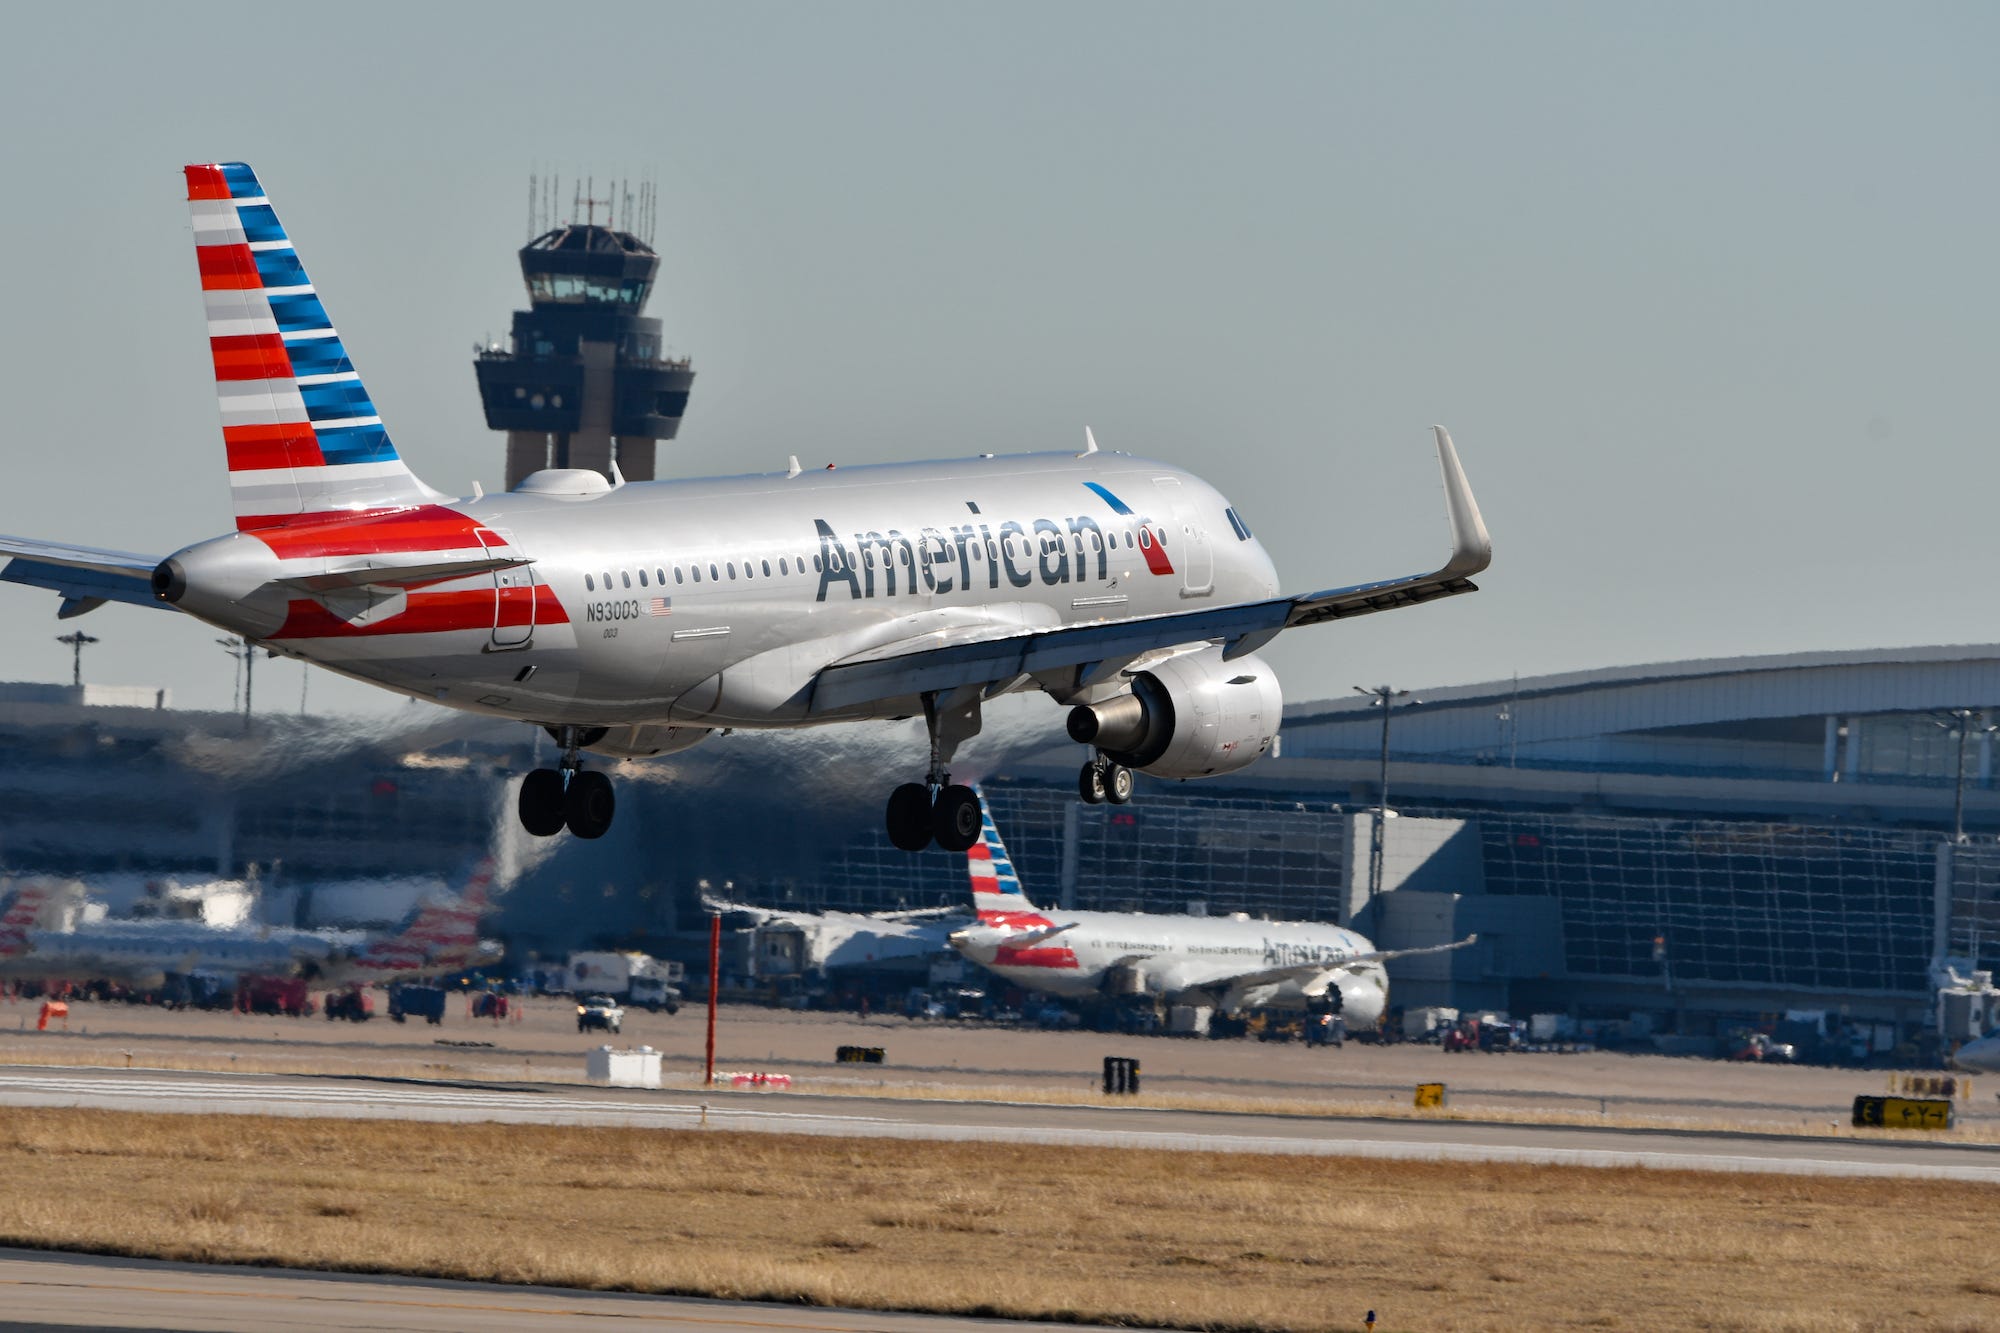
[1078,427,1099,459]
[1432,425,1491,581]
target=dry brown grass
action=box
[0,1109,1994,1331]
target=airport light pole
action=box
[1936,709,1999,845]
[55,631,98,689]
[216,637,254,727]
[1354,685,1416,905]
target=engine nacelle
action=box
[1066,647,1282,780]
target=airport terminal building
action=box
[7,644,2000,1036]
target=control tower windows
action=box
[526,273,652,308]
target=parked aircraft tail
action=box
[348,859,495,976]
[0,880,57,959]
[184,162,443,531]
[967,798,1042,921]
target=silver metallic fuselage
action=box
[256,450,1279,732]
[953,911,1390,1025]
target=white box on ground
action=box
[586,1045,662,1088]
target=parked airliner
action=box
[948,804,1474,1027]
[0,866,496,991]
[0,162,1491,849]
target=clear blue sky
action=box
[0,3,1992,718]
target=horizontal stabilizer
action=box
[0,535,167,618]
[275,553,530,594]
[1002,922,1078,948]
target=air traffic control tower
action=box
[474,187,693,488]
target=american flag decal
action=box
[648,596,672,616]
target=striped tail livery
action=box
[185,162,442,529]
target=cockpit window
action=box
[1225,507,1253,541]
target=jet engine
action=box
[1066,647,1282,780]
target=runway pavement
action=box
[0,1247,1122,1333]
[2,1063,1997,1182]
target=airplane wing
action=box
[1330,933,1480,970]
[1164,935,1481,1001]
[809,426,1489,714]
[0,535,165,619]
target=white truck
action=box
[564,951,684,1012]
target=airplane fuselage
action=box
[0,922,341,987]
[181,452,1279,734]
[955,910,1390,1026]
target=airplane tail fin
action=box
[184,163,443,531]
[355,859,495,974]
[0,879,56,958]
[967,797,1041,920]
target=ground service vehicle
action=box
[578,995,624,1034]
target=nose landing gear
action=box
[517,725,616,840]
[884,690,985,853]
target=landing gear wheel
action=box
[1078,760,1107,805]
[564,769,616,840]
[932,784,984,853]
[518,768,567,837]
[1105,763,1135,805]
[886,782,935,851]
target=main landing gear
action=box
[885,690,985,853]
[1077,754,1134,806]
[518,725,616,840]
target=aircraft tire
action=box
[932,784,983,853]
[564,770,616,840]
[1105,763,1135,805]
[518,769,567,837]
[1078,761,1107,805]
[886,783,934,851]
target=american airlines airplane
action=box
[948,804,1474,1027]
[0,162,1491,849]
[0,866,496,991]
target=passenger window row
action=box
[583,553,823,593]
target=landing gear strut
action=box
[884,690,985,853]
[1078,755,1134,806]
[518,725,616,840]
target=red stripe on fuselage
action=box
[249,506,489,557]
[995,945,1080,969]
[1140,526,1175,576]
[224,423,324,473]
[269,584,568,640]
[196,243,263,290]
[210,334,294,382]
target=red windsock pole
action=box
[704,913,720,1088]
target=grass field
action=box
[0,1108,1993,1331]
